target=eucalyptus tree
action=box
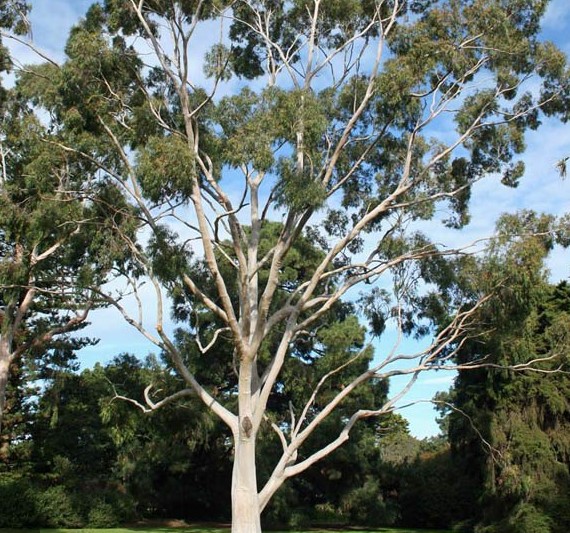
[16,1,570,531]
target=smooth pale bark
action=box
[231,426,261,533]
[232,351,261,533]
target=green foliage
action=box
[287,510,312,530]
[0,474,38,527]
[0,478,135,529]
[4,1,570,530]
[87,501,121,528]
[342,476,399,526]
[94,355,231,521]
[274,158,327,211]
[435,217,570,532]
[137,135,196,202]
[398,446,478,530]
[0,0,29,105]
[477,503,554,533]
[35,485,83,528]
[0,41,140,442]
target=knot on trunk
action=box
[241,415,253,438]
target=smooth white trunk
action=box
[231,431,261,533]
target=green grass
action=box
[0,527,450,533]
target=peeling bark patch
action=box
[241,416,253,438]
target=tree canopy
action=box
[437,213,570,533]
[0,0,136,442]
[1,1,569,532]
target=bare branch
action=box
[111,384,195,413]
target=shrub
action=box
[87,501,120,527]
[477,504,553,533]
[0,475,38,527]
[288,510,311,530]
[262,484,301,528]
[85,489,136,527]
[509,504,553,533]
[36,485,84,528]
[342,478,398,526]
[313,502,347,525]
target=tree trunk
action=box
[0,345,11,462]
[0,342,10,435]
[231,428,261,533]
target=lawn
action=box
[0,527,450,533]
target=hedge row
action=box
[0,474,135,528]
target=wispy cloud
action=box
[419,375,456,386]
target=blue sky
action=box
[6,0,570,438]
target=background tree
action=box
[13,1,570,531]
[0,89,134,437]
[0,16,138,439]
[437,212,570,533]
[0,220,396,530]
[0,0,29,101]
[101,353,233,522]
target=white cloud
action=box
[419,375,455,386]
